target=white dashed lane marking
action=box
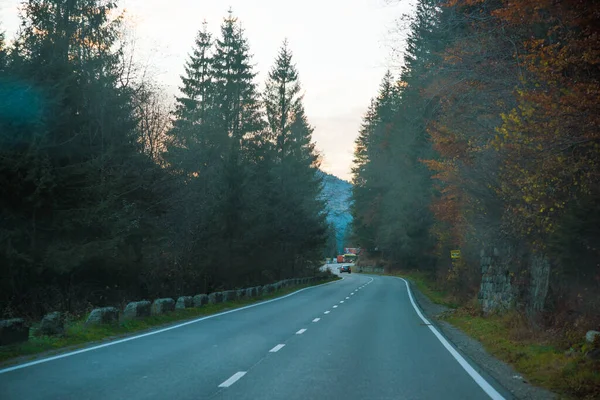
[296,329,307,335]
[333,305,338,308]
[218,372,246,388]
[324,311,330,314]
[269,344,285,353]
[340,301,344,303]
[312,318,320,322]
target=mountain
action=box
[318,170,352,253]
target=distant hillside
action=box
[318,171,352,253]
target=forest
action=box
[0,2,331,318]
[352,0,599,334]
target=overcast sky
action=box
[1,0,413,181]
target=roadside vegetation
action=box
[0,277,339,366]
[445,310,600,400]
[1,4,330,321]
[350,0,599,397]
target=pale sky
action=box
[1,0,413,180]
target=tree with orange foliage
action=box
[492,0,600,242]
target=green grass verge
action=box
[389,270,459,309]
[444,311,600,399]
[0,276,340,366]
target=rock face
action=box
[123,301,151,319]
[222,290,236,302]
[586,330,600,344]
[86,307,119,325]
[586,348,600,360]
[478,245,552,315]
[208,292,223,304]
[193,294,209,307]
[38,312,65,336]
[175,296,193,309]
[0,318,29,345]
[527,254,550,315]
[151,298,175,315]
[478,246,516,314]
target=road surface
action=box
[0,268,508,399]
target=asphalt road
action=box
[0,267,507,400]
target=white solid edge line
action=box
[0,277,344,374]
[395,277,505,400]
[269,344,285,353]
[312,318,320,322]
[296,328,307,335]
[218,371,247,388]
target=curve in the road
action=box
[394,276,505,400]
[0,273,507,400]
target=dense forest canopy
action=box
[0,3,330,318]
[352,0,599,327]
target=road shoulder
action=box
[405,278,557,400]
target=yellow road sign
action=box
[450,250,461,259]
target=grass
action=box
[0,276,339,366]
[444,310,600,399]
[389,270,459,309]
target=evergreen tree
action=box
[211,10,263,147]
[0,0,162,314]
[260,41,327,278]
[351,71,399,254]
[264,39,301,152]
[351,1,443,268]
[176,21,213,124]
[285,103,328,274]
[167,21,215,175]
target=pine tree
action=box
[261,42,327,278]
[264,39,301,154]
[204,10,264,282]
[166,21,215,176]
[351,71,399,254]
[211,10,263,147]
[285,103,328,275]
[0,0,165,314]
[176,21,213,124]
